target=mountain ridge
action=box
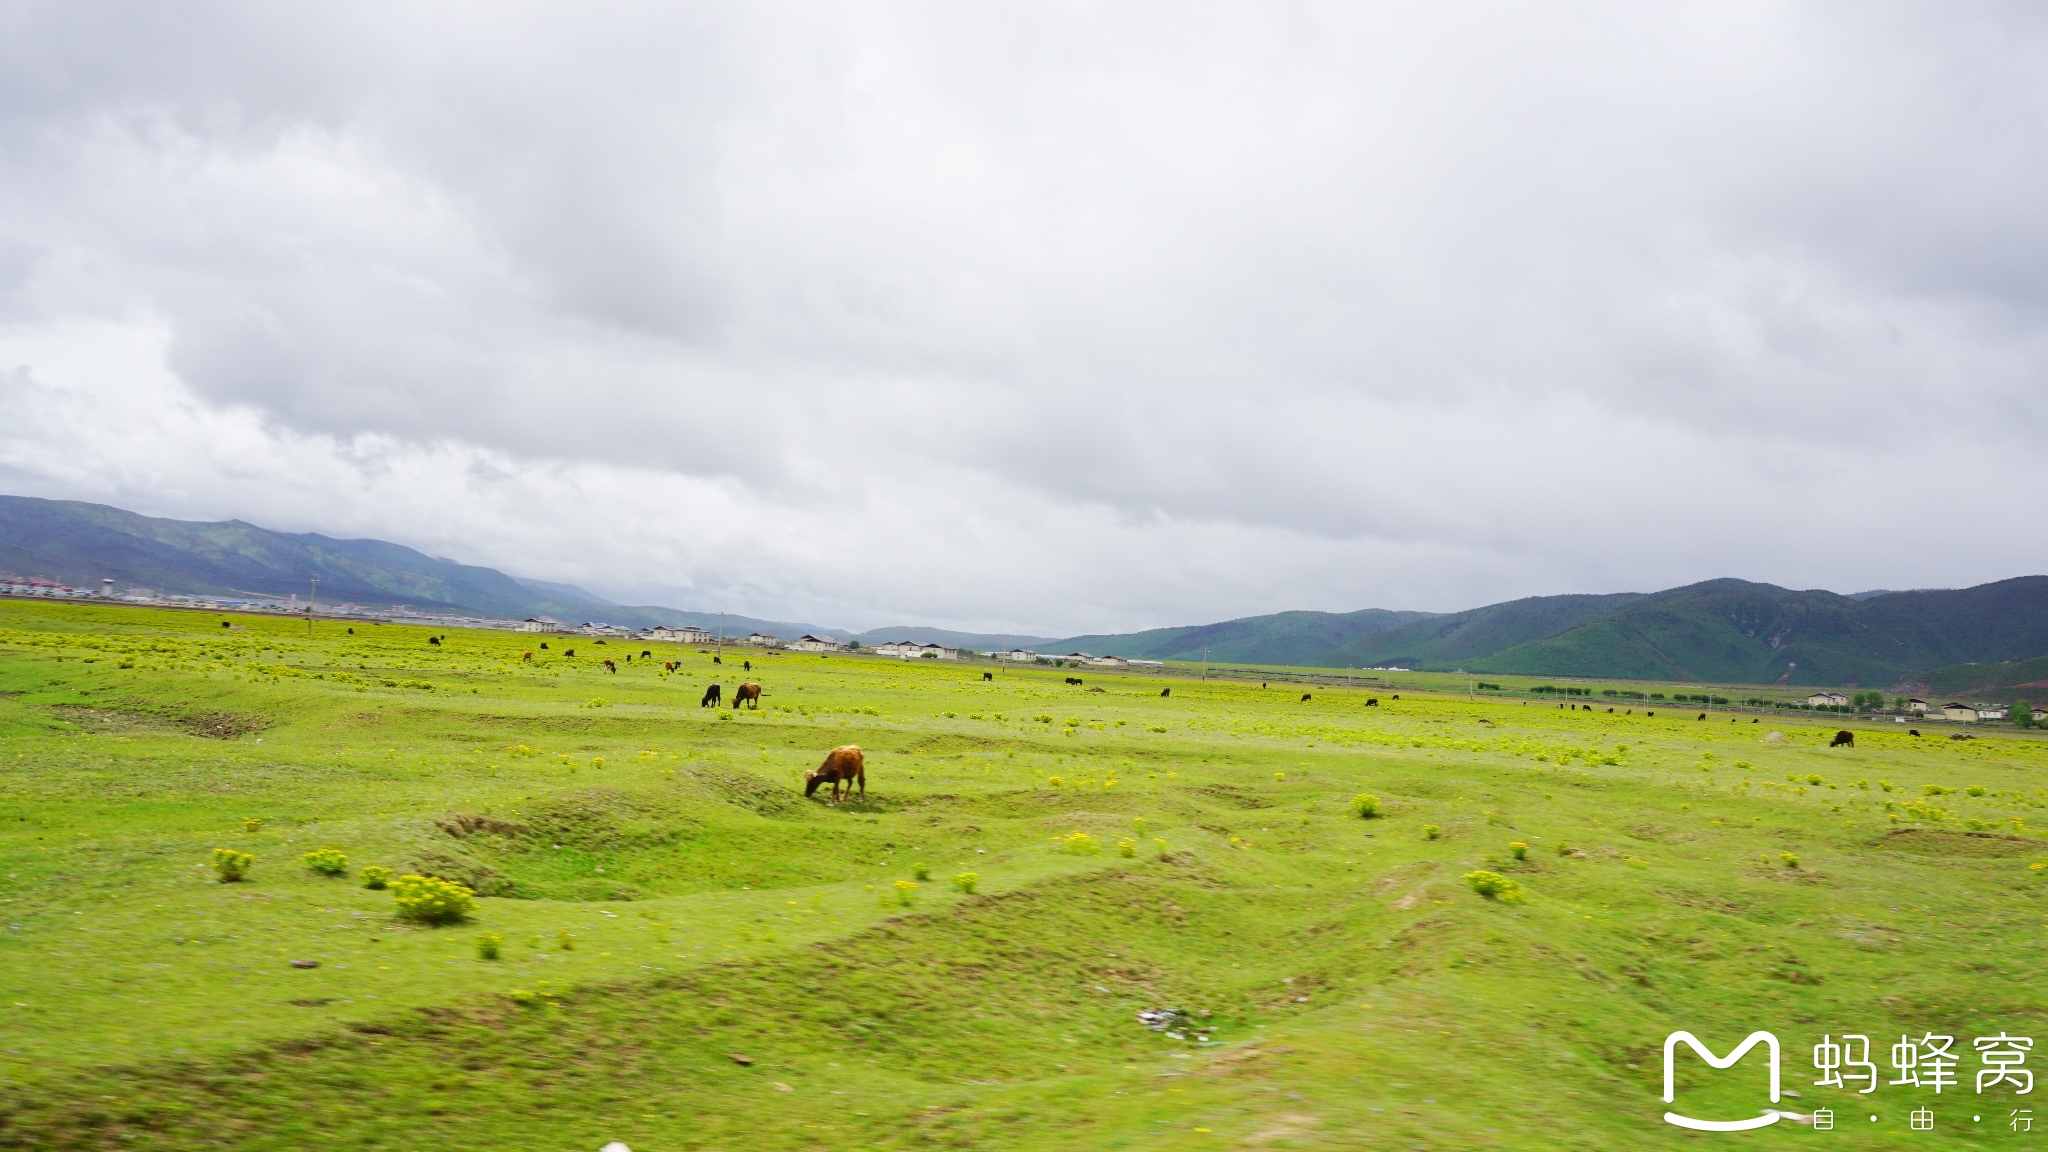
[6,494,2043,686]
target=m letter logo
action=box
[1662,1031,1782,1131]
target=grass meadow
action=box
[2,599,2047,1149]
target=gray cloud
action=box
[1,1,2045,633]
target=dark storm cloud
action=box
[0,2,2044,632]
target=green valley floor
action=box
[1,600,2046,1149]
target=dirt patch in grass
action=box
[1876,828,2035,857]
[1185,784,1278,810]
[45,705,181,734]
[45,704,268,738]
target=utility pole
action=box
[1201,646,1209,683]
[308,575,318,636]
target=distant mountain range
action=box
[0,495,1052,648]
[5,495,2043,688]
[1055,577,2048,689]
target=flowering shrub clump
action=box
[302,848,348,876]
[242,817,264,833]
[912,861,932,881]
[1061,832,1100,856]
[1508,841,1528,861]
[1116,837,1138,857]
[1350,793,1382,819]
[390,874,476,924]
[1780,852,1800,869]
[1154,837,1170,857]
[359,864,393,890]
[1423,824,1441,840]
[1464,870,1524,902]
[476,932,503,960]
[211,847,253,883]
[893,879,918,905]
[952,871,979,894]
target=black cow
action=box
[565,648,575,657]
[1831,730,1854,747]
[700,684,722,707]
[1160,687,1171,697]
[429,636,440,646]
[1909,729,1921,737]
[539,642,549,650]
[1065,677,1083,686]
[641,650,652,658]
[1301,693,1312,702]
[983,671,993,681]
[1365,698,1377,706]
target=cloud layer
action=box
[2,2,2045,632]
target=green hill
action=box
[1329,592,1645,669]
[1908,654,2048,704]
[1049,607,1437,665]
[1464,577,2048,686]
[0,495,827,637]
[1052,577,2048,687]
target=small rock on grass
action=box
[289,959,319,969]
[728,1053,753,1066]
[601,1144,632,1152]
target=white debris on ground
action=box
[601,1143,633,1152]
[1138,1008,1180,1031]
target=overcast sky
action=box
[1,3,2044,633]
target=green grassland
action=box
[3,600,2048,1150]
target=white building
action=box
[1942,702,1978,722]
[789,634,847,653]
[1979,706,2009,721]
[518,616,564,633]
[873,640,958,660]
[1003,648,1040,662]
[1085,654,1130,668]
[1906,698,1930,714]
[742,632,780,647]
[644,625,714,644]
[580,621,632,637]
[1806,692,1849,708]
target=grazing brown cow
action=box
[522,652,533,662]
[603,659,617,673]
[733,682,763,709]
[1160,687,1170,697]
[1831,730,1854,747]
[700,684,722,708]
[1301,693,1312,702]
[806,745,866,802]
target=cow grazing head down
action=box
[1831,730,1855,747]
[806,745,866,802]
